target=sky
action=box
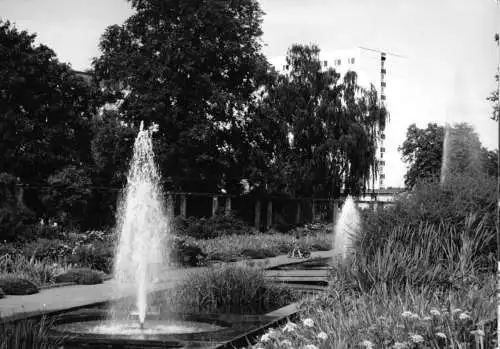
[1,0,499,188]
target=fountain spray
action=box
[112,121,169,329]
[332,196,360,260]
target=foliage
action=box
[167,236,206,267]
[174,213,254,239]
[0,288,4,299]
[486,70,499,121]
[0,20,96,186]
[40,166,93,228]
[93,0,266,193]
[69,242,113,273]
[152,264,297,315]
[22,238,72,262]
[247,44,387,197]
[0,173,35,241]
[54,268,104,285]
[0,316,62,349]
[88,114,137,227]
[399,123,444,188]
[0,253,67,286]
[20,233,114,274]
[0,275,39,295]
[345,220,492,294]
[188,230,330,262]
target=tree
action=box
[0,20,98,218]
[92,0,266,194]
[399,123,445,188]
[487,85,499,121]
[487,33,499,121]
[248,44,387,197]
[399,122,497,188]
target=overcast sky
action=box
[1,0,499,187]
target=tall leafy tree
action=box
[399,123,444,188]
[0,20,97,219]
[92,0,266,193]
[0,21,95,180]
[249,44,387,197]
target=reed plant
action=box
[0,316,63,349]
[0,253,69,286]
[152,264,297,315]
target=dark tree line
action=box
[0,0,387,235]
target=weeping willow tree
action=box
[252,44,387,197]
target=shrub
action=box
[240,248,277,259]
[190,230,330,262]
[22,238,72,262]
[54,268,103,285]
[167,237,206,267]
[0,287,4,298]
[151,265,297,315]
[175,214,254,239]
[69,241,114,273]
[40,165,93,228]
[0,275,39,295]
[0,173,36,242]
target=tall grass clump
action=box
[341,215,494,294]
[0,316,62,349]
[152,265,297,314]
[0,254,68,286]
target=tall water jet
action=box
[332,196,360,260]
[112,121,169,327]
[440,123,483,186]
[440,123,451,185]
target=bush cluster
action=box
[173,213,255,239]
[167,236,207,267]
[0,275,39,295]
[54,268,104,285]
[20,231,114,274]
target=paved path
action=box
[0,250,334,321]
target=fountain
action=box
[332,196,360,260]
[111,120,167,327]
[49,122,231,347]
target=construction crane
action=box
[358,46,407,191]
